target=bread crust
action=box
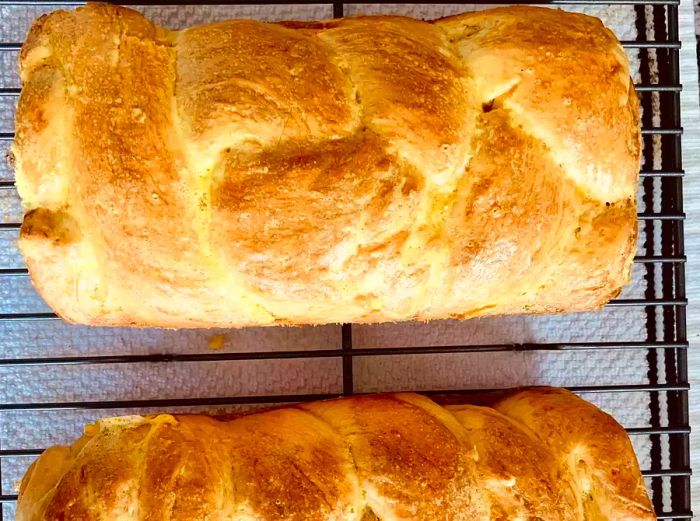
[16,388,654,520]
[13,4,640,327]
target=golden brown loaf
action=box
[17,387,654,520]
[13,4,640,327]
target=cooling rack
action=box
[0,0,691,519]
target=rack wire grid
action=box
[0,0,691,519]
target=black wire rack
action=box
[0,0,691,519]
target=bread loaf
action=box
[13,3,640,327]
[17,387,654,520]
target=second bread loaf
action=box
[16,388,654,520]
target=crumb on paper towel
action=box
[208,334,225,350]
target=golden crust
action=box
[13,3,640,327]
[437,7,640,202]
[16,388,654,520]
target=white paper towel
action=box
[0,3,678,518]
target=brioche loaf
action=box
[13,3,640,327]
[16,387,654,520]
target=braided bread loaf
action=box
[17,388,653,520]
[13,4,640,327]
